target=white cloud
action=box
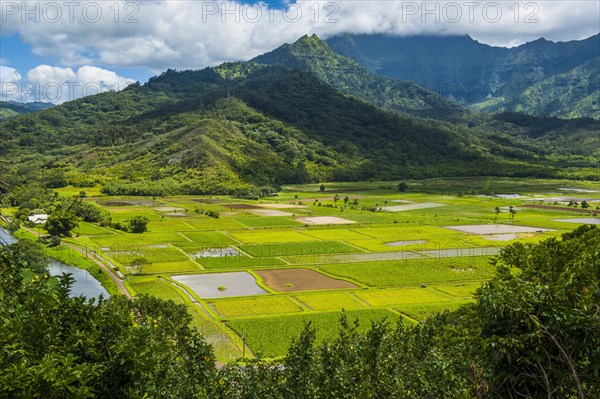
[1,64,135,103]
[2,1,598,74]
[0,65,22,83]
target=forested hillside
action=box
[1,36,599,196]
[327,33,600,119]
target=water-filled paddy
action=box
[191,247,240,258]
[554,218,600,224]
[172,272,266,298]
[446,224,551,235]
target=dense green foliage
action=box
[2,220,598,398]
[1,35,598,196]
[0,101,53,120]
[252,34,463,119]
[0,241,216,398]
[327,33,600,119]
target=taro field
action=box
[55,177,599,360]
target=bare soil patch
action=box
[255,203,307,209]
[256,269,357,292]
[247,209,294,217]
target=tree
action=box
[128,216,150,233]
[494,206,500,221]
[45,211,78,237]
[333,194,340,204]
[320,184,325,192]
[397,182,408,192]
[509,205,517,219]
[475,225,599,398]
[0,246,217,398]
[343,196,349,207]
[581,200,589,209]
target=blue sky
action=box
[1,0,598,103]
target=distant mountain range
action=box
[0,101,54,120]
[327,33,600,119]
[1,35,598,194]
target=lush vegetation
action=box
[327,33,600,119]
[2,225,598,397]
[1,36,599,200]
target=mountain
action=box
[326,33,600,119]
[1,36,598,195]
[0,101,54,120]
[250,34,463,120]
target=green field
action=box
[23,177,598,361]
[227,309,403,358]
[210,296,303,317]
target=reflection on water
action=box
[48,260,110,300]
[1,226,109,300]
[0,226,18,245]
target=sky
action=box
[1,0,599,103]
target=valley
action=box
[5,177,597,361]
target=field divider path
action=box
[62,240,131,298]
[287,295,313,311]
[171,244,205,270]
[349,293,372,308]
[180,221,197,231]
[177,232,194,242]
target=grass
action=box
[319,257,495,286]
[197,256,286,270]
[433,282,483,298]
[242,241,363,257]
[178,231,237,245]
[90,232,188,248]
[228,230,319,244]
[354,288,453,307]
[128,276,186,304]
[210,296,302,317]
[75,222,113,236]
[293,292,365,311]
[140,261,201,274]
[227,308,402,358]
[106,246,190,264]
[395,301,471,322]
[186,218,246,230]
[300,228,373,241]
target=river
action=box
[1,226,109,300]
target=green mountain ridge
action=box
[0,101,54,120]
[251,34,464,120]
[326,33,600,119]
[1,37,599,194]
